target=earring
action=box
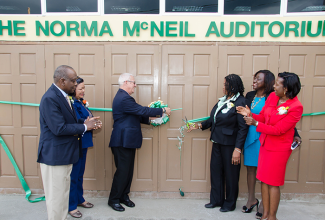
[284,91,286,95]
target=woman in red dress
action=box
[237,72,303,220]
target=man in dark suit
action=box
[108,73,171,212]
[37,65,99,220]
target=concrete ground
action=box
[1,195,325,220]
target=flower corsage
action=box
[82,99,89,107]
[221,102,235,114]
[277,106,289,115]
[68,96,74,104]
[148,98,169,127]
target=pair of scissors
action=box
[183,116,195,129]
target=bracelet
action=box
[255,121,259,127]
[234,148,241,153]
[163,108,166,113]
[198,123,202,129]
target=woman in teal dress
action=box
[242,70,274,218]
[242,70,301,219]
[243,96,265,167]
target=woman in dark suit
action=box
[188,74,248,212]
[68,77,101,218]
[243,70,301,219]
[237,72,303,220]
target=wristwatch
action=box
[255,121,259,127]
[163,108,166,113]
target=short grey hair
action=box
[118,73,133,86]
[53,65,74,83]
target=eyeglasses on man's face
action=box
[126,80,136,85]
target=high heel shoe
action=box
[242,199,259,213]
[255,211,263,219]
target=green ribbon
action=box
[88,107,112,112]
[0,101,40,107]
[0,136,45,203]
[0,101,113,112]
[0,101,183,113]
[302,112,325,116]
[187,111,325,124]
[187,117,210,123]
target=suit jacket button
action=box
[78,138,80,140]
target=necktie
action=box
[66,96,72,109]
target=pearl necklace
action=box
[251,95,265,109]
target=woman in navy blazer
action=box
[188,74,248,212]
[68,77,101,218]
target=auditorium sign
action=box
[0,16,324,42]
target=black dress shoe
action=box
[219,207,235,212]
[108,202,125,212]
[204,203,220,208]
[121,199,135,207]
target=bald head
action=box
[53,65,74,84]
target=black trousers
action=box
[210,143,241,210]
[108,146,136,204]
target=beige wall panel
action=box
[137,85,153,106]
[194,55,209,76]
[315,55,325,76]
[168,85,184,128]
[166,138,182,180]
[252,55,269,74]
[307,140,325,183]
[105,45,160,191]
[22,135,38,177]
[160,45,217,193]
[0,135,15,176]
[20,84,37,127]
[169,55,184,75]
[191,138,208,181]
[193,86,209,119]
[311,87,325,130]
[0,54,11,74]
[0,45,45,189]
[136,138,153,180]
[79,55,95,76]
[228,55,244,76]
[45,45,105,190]
[112,55,128,75]
[288,55,306,77]
[54,55,70,72]
[20,54,36,75]
[137,55,152,75]
[0,84,13,126]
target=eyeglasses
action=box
[126,80,136,85]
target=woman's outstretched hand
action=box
[236,105,251,117]
[187,123,199,132]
